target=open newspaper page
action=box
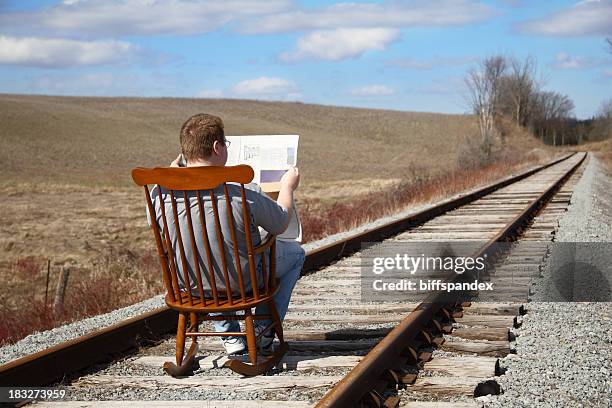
[226,135,301,242]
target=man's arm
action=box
[275,167,300,232]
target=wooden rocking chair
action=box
[132,164,287,376]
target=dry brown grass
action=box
[573,139,612,172]
[0,248,162,344]
[300,149,549,242]
[0,94,556,345]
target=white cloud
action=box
[231,76,299,100]
[551,52,601,69]
[242,0,494,34]
[0,0,494,40]
[518,0,612,36]
[0,35,135,67]
[351,85,395,96]
[386,56,477,70]
[281,28,400,62]
[0,0,292,37]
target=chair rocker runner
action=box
[132,164,288,376]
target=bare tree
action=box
[463,53,577,147]
[607,38,612,54]
[501,56,538,127]
[465,55,507,159]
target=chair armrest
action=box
[253,233,276,254]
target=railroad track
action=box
[0,152,587,407]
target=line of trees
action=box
[465,54,577,150]
[590,99,612,141]
[465,53,610,157]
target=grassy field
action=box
[0,93,556,344]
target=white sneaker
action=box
[254,325,275,350]
[221,336,246,355]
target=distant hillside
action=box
[0,94,544,188]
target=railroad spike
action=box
[508,330,517,342]
[364,389,384,408]
[417,330,432,345]
[418,351,433,363]
[431,336,445,347]
[382,369,401,388]
[451,310,464,319]
[474,380,502,397]
[495,359,507,376]
[400,372,418,385]
[400,346,419,365]
[383,395,401,408]
[434,309,454,333]
[372,378,393,394]
[439,307,452,319]
[429,319,443,334]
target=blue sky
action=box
[0,0,610,118]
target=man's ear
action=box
[212,140,222,156]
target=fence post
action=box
[53,264,70,315]
[44,260,51,311]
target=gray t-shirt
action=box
[149,182,288,297]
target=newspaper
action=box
[226,135,302,242]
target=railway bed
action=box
[1,152,587,407]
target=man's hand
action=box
[280,166,300,191]
[170,154,183,167]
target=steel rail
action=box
[316,152,586,407]
[0,153,576,388]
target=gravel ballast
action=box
[3,155,602,406]
[0,295,165,365]
[485,155,612,408]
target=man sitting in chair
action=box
[165,113,305,355]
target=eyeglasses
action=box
[224,140,231,148]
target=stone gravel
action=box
[485,155,612,408]
[0,295,165,365]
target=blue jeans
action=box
[212,240,305,334]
